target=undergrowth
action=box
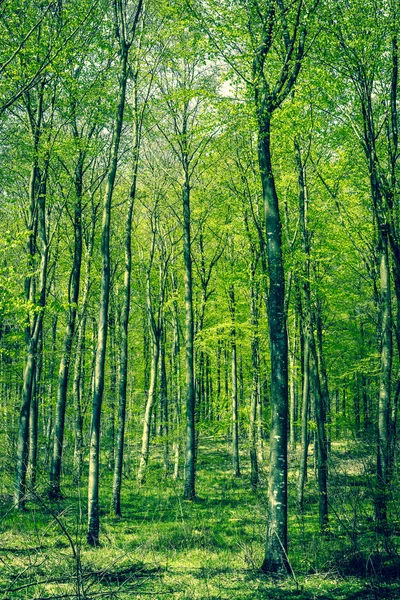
[0,435,399,599]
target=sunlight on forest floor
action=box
[1,436,400,599]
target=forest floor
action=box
[1,434,400,599]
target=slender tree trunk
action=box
[229,283,240,477]
[73,210,95,484]
[160,327,169,474]
[87,45,129,546]
[376,229,392,524]
[249,265,260,490]
[107,307,118,470]
[295,140,328,529]
[50,152,83,499]
[182,174,196,500]
[310,333,329,532]
[27,330,42,490]
[297,328,310,509]
[137,340,160,484]
[15,159,48,510]
[111,141,139,515]
[289,314,298,451]
[217,339,221,421]
[172,307,181,480]
[45,315,57,466]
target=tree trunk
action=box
[182,176,196,500]
[289,314,298,451]
[73,208,96,484]
[87,46,129,547]
[297,327,310,509]
[15,160,48,510]
[376,229,392,524]
[172,305,181,480]
[111,139,139,515]
[229,283,240,477]
[27,329,42,490]
[137,340,160,484]
[249,264,260,490]
[50,151,83,499]
[159,327,169,475]
[258,111,289,574]
[295,140,328,530]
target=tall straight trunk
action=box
[14,89,44,510]
[50,151,83,499]
[87,46,129,547]
[182,176,196,500]
[217,339,221,420]
[297,327,310,508]
[107,308,117,469]
[315,302,330,452]
[15,160,48,509]
[289,314,298,450]
[376,229,392,524]
[249,264,260,490]
[137,340,160,484]
[136,214,165,484]
[258,112,289,573]
[206,355,212,421]
[45,315,57,465]
[309,330,329,532]
[172,306,181,480]
[295,139,311,513]
[229,284,240,477]
[160,328,169,474]
[72,317,85,484]
[111,139,139,515]
[257,375,263,463]
[295,140,328,529]
[73,209,95,483]
[27,329,42,490]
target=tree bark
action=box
[182,176,196,500]
[111,139,139,515]
[137,341,160,484]
[15,151,48,510]
[257,111,289,573]
[229,283,240,477]
[49,150,83,499]
[249,263,260,490]
[87,43,129,546]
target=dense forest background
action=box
[1,0,400,598]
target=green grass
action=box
[1,435,400,599]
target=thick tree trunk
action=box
[257,112,289,574]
